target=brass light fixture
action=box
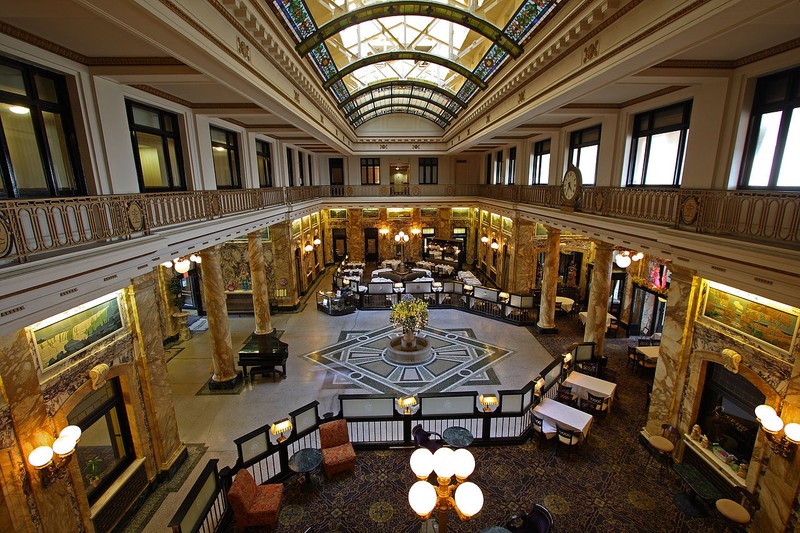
[479,394,498,413]
[398,395,418,415]
[27,425,82,487]
[755,404,800,459]
[270,418,293,443]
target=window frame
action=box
[739,66,800,190]
[286,147,294,187]
[626,101,692,187]
[419,157,439,184]
[209,126,241,189]
[485,153,492,184]
[531,139,551,185]
[494,150,503,184]
[126,100,186,192]
[298,150,305,186]
[569,125,601,185]
[255,139,273,187]
[507,147,517,185]
[307,153,313,186]
[0,55,85,198]
[361,157,380,185]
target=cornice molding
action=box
[562,85,687,110]
[654,37,800,70]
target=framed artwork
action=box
[502,216,513,234]
[30,293,125,372]
[329,209,347,219]
[363,208,380,218]
[420,208,438,217]
[291,219,301,236]
[451,207,470,219]
[491,213,500,228]
[386,207,411,219]
[311,212,319,227]
[703,285,799,352]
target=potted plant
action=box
[85,457,104,488]
[389,296,429,350]
[168,275,185,310]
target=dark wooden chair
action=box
[554,424,580,459]
[635,351,657,376]
[505,503,555,533]
[556,384,576,406]
[626,345,638,370]
[412,424,443,452]
[583,392,610,419]
[531,414,555,448]
[576,361,599,377]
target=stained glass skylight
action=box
[272,0,562,129]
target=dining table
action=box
[533,397,593,439]
[636,345,661,361]
[556,296,574,313]
[564,371,617,412]
[578,311,615,328]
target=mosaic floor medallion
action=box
[304,326,514,394]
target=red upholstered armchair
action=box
[319,418,356,478]
[227,469,283,530]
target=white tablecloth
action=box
[579,311,614,328]
[435,264,454,275]
[534,398,594,438]
[372,268,392,277]
[343,262,364,269]
[636,345,660,361]
[417,261,435,269]
[382,260,402,269]
[344,275,361,283]
[412,268,432,277]
[371,277,393,283]
[556,296,574,313]
[564,372,617,411]
[415,277,434,282]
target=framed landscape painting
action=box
[30,293,125,372]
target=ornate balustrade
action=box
[1,185,797,266]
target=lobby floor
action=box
[141,271,555,531]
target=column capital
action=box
[544,225,562,235]
[591,239,614,251]
[667,263,696,284]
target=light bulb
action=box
[453,448,475,480]
[174,258,191,274]
[28,446,54,469]
[784,423,800,443]
[755,404,776,421]
[454,481,484,517]
[410,448,434,479]
[762,414,784,433]
[632,252,644,262]
[59,425,82,442]
[160,260,173,268]
[408,480,437,516]
[52,436,77,456]
[432,447,455,479]
[615,253,632,268]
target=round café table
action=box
[289,448,322,490]
[443,426,474,447]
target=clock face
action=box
[562,170,579,201]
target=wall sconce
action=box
[27,425,82,487]
[490,238,499,250]
[313,236,321,246]
[410,228,421,237]
[562,352,573,370]
[379,228,390,238]
[755,404,800,459]
[632,252,644,262]
[395,231,410,243]
[398,395,418,415]
[393,282,405,294]
[614,251,632,268]
[270,418,293,443]
[534,376,545,396]
[432,281,443,293]
[304,241,314,252]
[162,254,201,273]
[479,394,498,413]
[498,292,510,303]
[481,235,489,244]
[463,284,473,294]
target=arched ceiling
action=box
[271,0,561,129]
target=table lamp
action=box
[270,417,292,443]
[479,394,498,413]
[398,395,418,415]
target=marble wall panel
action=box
[270,222,299,305]
[347,210,365,262]
[511,220,536,293]
[156,266,178,340]
[0,405,11,449]
[219,242,251,291]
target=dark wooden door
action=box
[364,227,379,263]
[332,228,347,262]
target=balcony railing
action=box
[1,185,797,266]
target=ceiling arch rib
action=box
[345,94,457,121]
[338,80,467,112]
[322,51,487,91]
[353,107,447,128]
[295,1,523,59]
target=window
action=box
[298,150,305,186]
[307,153,313,186]
[68,379,134,505]
[569,125,601,185]
[485,153,492,184]
[210,126,240,188]
[256,140,273,187]
[531,139,550,184]
[419,158,438,184]
[494,150,503,184]
[628,101,691,186]
[286,147,294,186]
[740,66,800,188]
[507,147,517,184]
[127,101,185,192]
[0,56,84,198]
[361,157,380,184]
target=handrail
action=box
[168,459,228,533]
[1,184,797,266]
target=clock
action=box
[561,165,582,208]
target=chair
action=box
[505,503,555,533]
[645,424,679,475]
[576,361,599,377]
[626,346,638,370]
[638,338,655,346]
[531,414,555,448]
[556,384,576,407]
[412,424,443,452]
[606,318,619,338]
[227,469,283,530]
[635,351,657,376]
[583,392,610,419]
[319,419,356,478]
[716,487,759,531]
[554,424,580,459]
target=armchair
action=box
[411,424,443,452]
[319,418,356,478]
[227,468,283,530]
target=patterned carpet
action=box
[305,326,512,395]
[227,314,727,532]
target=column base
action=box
[533,324,559,334]
[208,372,243,390]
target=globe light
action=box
[410,448,434,479]
[432,447,455,479]
[615,253,632,268]
[481,235,489,244]
[59,425,82,442]
[632,252,644,262]
[453,448,475,480]
[784,423,800,444]
[755,404,776,422]
[52,436,77,457]
[408,480,437,516]
[762,414,784,434]
[454,481,484,517]
[174,258,191,274]
[28,446,54,469]
[160,260,173,268]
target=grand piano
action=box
[237,331,289,382]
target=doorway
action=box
[390,163,409,195]
[329,158,344,196]
[364,227,379,263]
[332,228,347,262]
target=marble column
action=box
[645,266,701,433]
[535,226,560,334]
[129,273,186,474]
[583,241,614,354]
[510,219,536,294]
[0,329,85,533]
[270,222,299,308]
[248,231,273,335]
[157,265,179,340]
[200,246,239,387]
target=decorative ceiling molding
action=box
[339,80,467,110]
[654,37,800,70]
[561,85,688,110]
[345,94,456,120]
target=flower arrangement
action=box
[631,275,669,297]
[390,296,429,336]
